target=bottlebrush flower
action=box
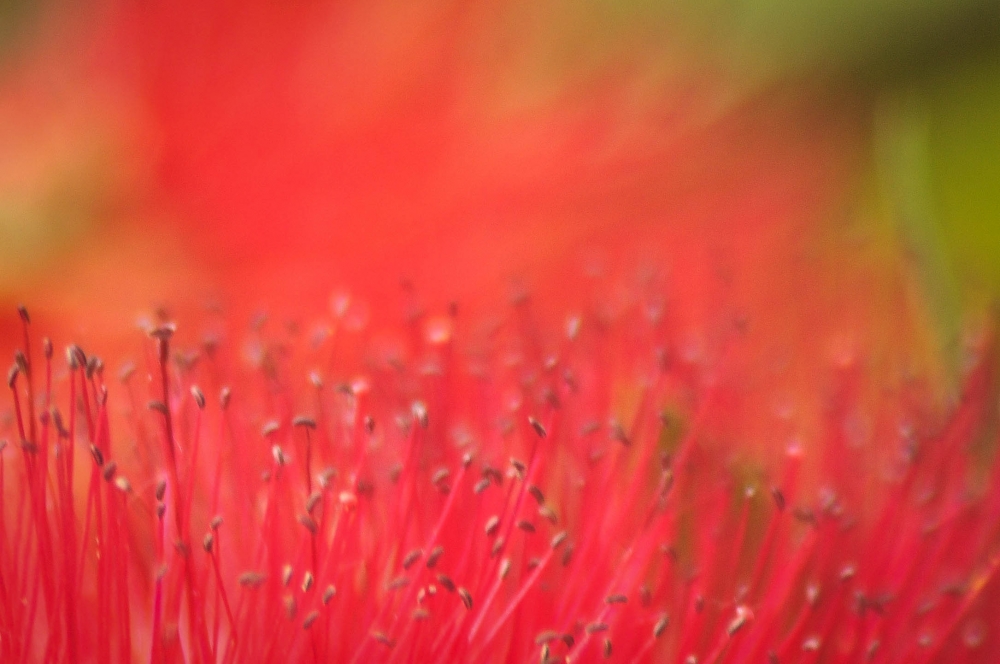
[3,279,1000,662]
[2,2,999,663]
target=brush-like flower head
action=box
[3,281,999,662]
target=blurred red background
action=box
[0,0,975,454]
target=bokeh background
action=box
[0,0,998,412]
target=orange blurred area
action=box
[0,1,951,458]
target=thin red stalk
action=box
[18,559,40,664]
[466,426,545,643]
[210,545,237,650]
[150,507,166,664]
[0,454,11,660]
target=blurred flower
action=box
[1,0,999,662]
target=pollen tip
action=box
[238,571,266,589]
[148,323,177,342]
[510,458,527,479]
[190,385,206,409]
[654,614,670,638]
[436,574,456,593]
[302,611,320,630]
[147,400,169,416]
[402,548,423,570]
[426,546,444,569]
[298,513,318,535]
[726,605,753,636]
[411,401,429,429]
[528,485,545,504]
[387,575,409,591]
[293,415,317,429]
[771,487,786,511]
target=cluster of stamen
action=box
[2,291,1000,662]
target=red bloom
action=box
[3,286,1000,661]
[2,2,999,663]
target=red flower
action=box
[3,285,1000,661]
[2,2,999,663]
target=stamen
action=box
[426,546,444,569]
[402,549,423,570]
